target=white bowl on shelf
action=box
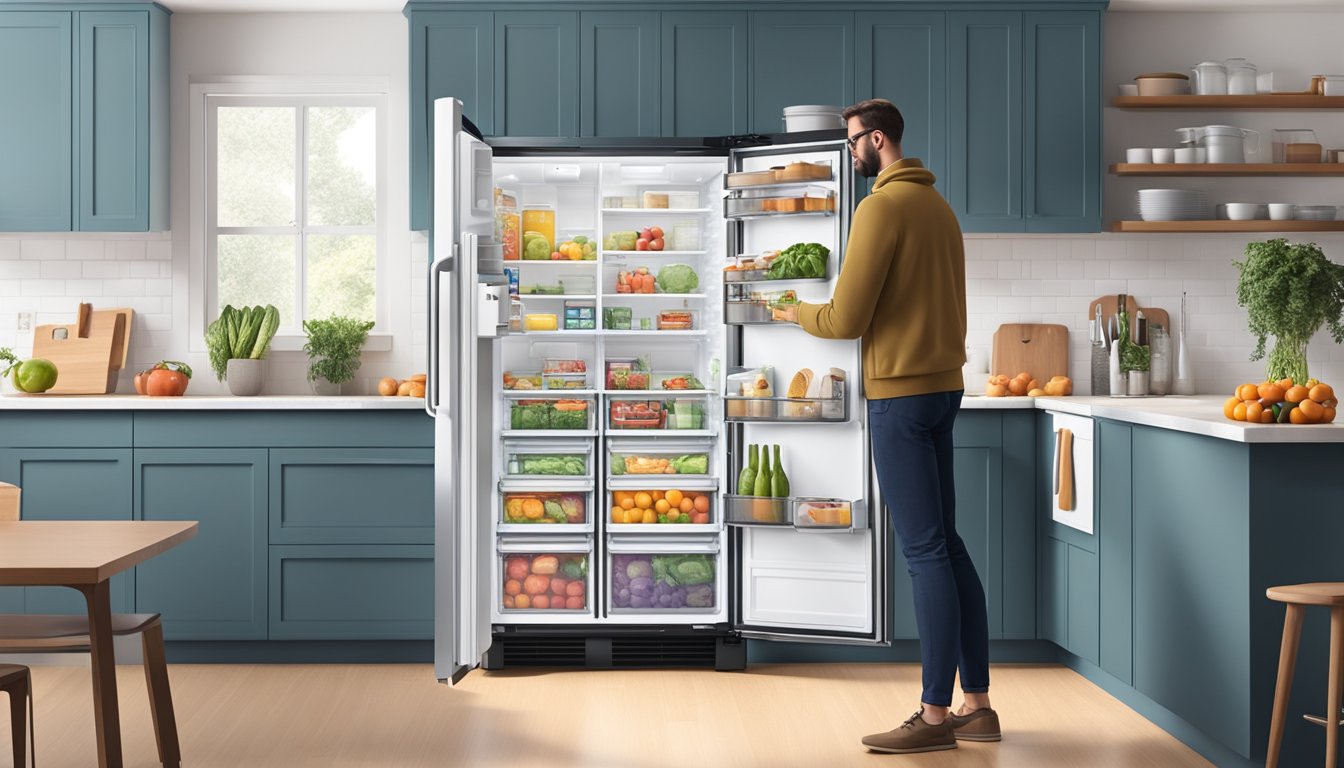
[1268,203,1295,220]
[1293,205,1339,221]
[1224,203,1268,221]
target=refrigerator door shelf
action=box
[722,495,867,532]
[723,394,848,423]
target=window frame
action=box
[189,77,391,353]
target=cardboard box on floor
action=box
[0,482,18,520]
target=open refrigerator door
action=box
[722,140,890,645]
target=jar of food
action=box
[495,189,520,260]
[521,205,555,256]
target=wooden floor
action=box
[3,662,1212,767]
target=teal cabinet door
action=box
[949,12,1023,233]
[0,12,72,231]
[1000,410,1037,640]
[494,12,577,138]
[855,12,946,190]
[1097,420,1133,684]
[580,11,659,138]
[1023,12,1100,233]
[269,448,433,545]
[269,545,433,640]
[0,449,133,614]
[1040,537,1067,646]
[1066,544,1100,664]
[661,12,747,137]
[750,12,853,134]
[134,449,269,640]
[77,11,149,232]
[409,10,493,231]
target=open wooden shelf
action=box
[1110,220,1344,233]
[1111,163,1344,176]
[1112,95,1344,109]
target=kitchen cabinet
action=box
[268,448,434,545]
[750,12,853,135]
[133,449,269,640]
[855,12,947,192]
[0,5,167,232]
[494,12,578,139]
[660,11,748,138]
[269,545,433,640]
[949,12,1022,232]
[580,11,659,138]
[1096,419,1133,684]
[1036,411,1099,664]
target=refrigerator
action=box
[430,97,889,685]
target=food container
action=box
[608,488,714,526]
[724,187,835,217]
[1274,129,1320,163]
[657,310,695,330]
[657,373,704,391]
[524,313,558,331]
[563,301,596,330]
[502,371,543,390]
[723,495,790,525]
[500,491,589,525]
[608,446,711,477]
[642,191,669,209]
[725,300,770,324]
[603,306,633,330]
[1293,205,1338,221]
[671,220,701,251]
[602,196,624,208]
[608,548,718,612]
[494,188,520,261]
[521,205,555,254]
[543,358,587,374]
[723,267,769,283]
[724,169,780,188]
[777,161,833,182]
[543,373,588,390]
[559,275,595,294]
[605,358,651,390]
[503,443,592,478]
[782,104,843,132]
[555,231,597,261]
[609,400,665,430]
[794,498,853,528]
[519,284,563,295]
[508,399,592,431]
[666,190,699,209]
[499,551,590,611]
[664,397,706,430]
[1135,72,1189,97]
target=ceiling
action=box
[159,0,1344,11]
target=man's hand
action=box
[771,305,800,324]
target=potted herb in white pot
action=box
[205,305,280,396]
[303,316,375,395]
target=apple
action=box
[551,251,564,260]
[635,238,650,251]
[649,237,665,251]
[649,226,664,240]
[640,227,653,241]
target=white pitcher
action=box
[1224,58,1257,95]
[1200,125,1259,163]
[1191,61,1227,95]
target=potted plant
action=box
[1234,239,1344,383]
[303,315,375,395]
[205,305,280,396]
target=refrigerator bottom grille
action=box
[497,636,588,667]
[610,637,716,667]
[486,628,745,671]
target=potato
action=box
[986,383,1009,397]
[396,380,414,396]
[1015,372,1031,382]
[377,377,399,396]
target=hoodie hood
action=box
[872,158,936,192]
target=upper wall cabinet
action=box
[949,12,1024,232]
[855,12,947,192]
[750,12,853,135]
[661,12,748,138]
[494,12,578,139]
[581,11,659,138]
[0,6,167,232]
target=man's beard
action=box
[853,145,881,178]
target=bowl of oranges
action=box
[1223,378,1336,424]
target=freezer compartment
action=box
[499,484,593,531]
[608,440,713,478]
[724,495,866,531]
[498,540,592,613]
[502,441,593,478]
[723,395,846,423]
[608,486,717,528]
[608,537,720,613]
[505,396,594,431]
[724,186,835,218]
[608,396,708,431]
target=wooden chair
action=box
[1266,582,1344,768]
[0,664,35,768]
[0,482,180,767]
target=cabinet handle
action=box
[1059,429,1075,512]
[1053,429,1061,496]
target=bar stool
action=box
[1266,583,1344,768]
[0,663,35,768]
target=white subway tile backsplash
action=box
[146,241,171,261]
[1,261,41,279]
[100,279,146,295]
[65,240,105,261]
[128,261,163,279]
[83,262,130,279]
[40,261,83,279]
[115,241,146,260]
[139,313,171,332]
[145,279,171,296]
[19,279,66,297]
[65,280,104,296]
[21,240,64,260]
[0,241,19,261]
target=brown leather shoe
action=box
[861,710,957,754]
[947,707,1002,742]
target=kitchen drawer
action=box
[132,411,432,448]
[1046,411,1095,536]
[0,412,132,448]
[268,545,433,640]
[269,448,434,545]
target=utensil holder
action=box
[1127,370,1150,397]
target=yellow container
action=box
[521,205,555,254]
[524,313,558,331]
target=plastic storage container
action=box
[521,205,555,254]
[563,301,596,330]
[609,548,717,611]
[608,446,711,477]
[724,187,835,217]
[603,306,633,330]
[642,191,670,209]
[502,371,544,390]
[503,443,592,478]
[657,311,695,330]
[605,358,651,390]
[524,314,558,331]
[782,104,843,132]
[500,491,589,525]
[608,488,714,526]
[508,399,593,431]
[499,551,590,611]
[671,220,701,251]
[495,189,520,261]
[666,190,699,209]
[608,400,665,430]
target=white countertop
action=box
[0,394,429,411]
[963,394,1344,443]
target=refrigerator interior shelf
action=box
[516,294,598,300]
[722,272,828,285]
[602,293,707,300]
[723,209,835,221]
[603,428,717,439]
[601,250,710,257]
[723,395,848,423]
[517,330,599,337]
[502,389,598,398]
[600,389,713,395]
[602,329,710,336]
[599,208,715,214]
[722,495,861,530]
[507,260,599,267]
[607,522,721,534]
[721,179,836,192]
[501,430,599,439]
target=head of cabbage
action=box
[656,264,699,294]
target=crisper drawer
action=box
[497,537,593,615]
[607,536,720,614]
[503,394,596,435]
[498,480,594,534]
[501,440,594,480]
[607,481,719,533]
[607,439,714,480]
[723,494,869,532]
[608,395,710,431]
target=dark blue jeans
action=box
[869,390,989,707]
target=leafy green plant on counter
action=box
[1234,239,1344,383]
[204,305,280,381]
[303,315,375,385]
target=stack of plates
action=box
[1137,189,1211,222]
[1293,205,1338,221]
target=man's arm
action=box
[795,195,898,340]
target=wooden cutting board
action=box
[991,323,1070,381]
[32,305,134,394]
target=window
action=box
[192,80,388,348]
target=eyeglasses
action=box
[846,128,878,150]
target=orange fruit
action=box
[693,495,710,514]
[1223,396,1241,419]
[1258,383,1286,404]
[504,579,522,596]
[1298,399,1324,423]
[641,509,657,524]
[1285,385,1310,404]
[679,497,695,514]
[1237,383,1259,402]
[1309,384,1335,404]
[1007,377,1029,396]
[1277,378,1294,390]
[612,507,623,523]
[624,508,642,524]
[1323,407,1337,423]
[665,489,684,507]
[634,492,653,509]
[614,491,634,505]
[620,497,635,510]
[514,594,530,609]
[1232,402,1248,421]
[655,499,671,514]
[1245,402,1264,423]
[1289,407,1310,424]
[1260,410,1275,423]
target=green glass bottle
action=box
[738,444,758,495]
[771,444,790,498]
[753,444,773,497]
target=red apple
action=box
[649,237,665,251]
[635,238,650,251]
[551,251,564,260]
[649,226,664,240]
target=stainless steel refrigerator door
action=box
[724,139,890,646]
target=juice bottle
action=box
[521,205,555,255]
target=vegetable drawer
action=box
[607,439,713,480]
[607,536,720,614]
[496,537,592,618]
[498,480,594,534]
[607,484,718,532]
[501,440,594,479]
[503,395,595,435]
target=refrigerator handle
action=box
[426,245,457,418]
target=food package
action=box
[642,192,669,209]
[524,314,557,331]
[609,400,664,430]
[603,231,639,251]
[605,357,651,390]
[657,311,695,330]
[543,358,587,374]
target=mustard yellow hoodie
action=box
[798,158,967,399]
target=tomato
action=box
[143,361,192,397]
[134,369,152,395]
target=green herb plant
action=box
[1115,309,1150,373]
[303,315,375,385]
[1234,239,1344,383]
[204,305,281,381]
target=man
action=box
[776,99,999,754]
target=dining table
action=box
[0,519,198,768]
